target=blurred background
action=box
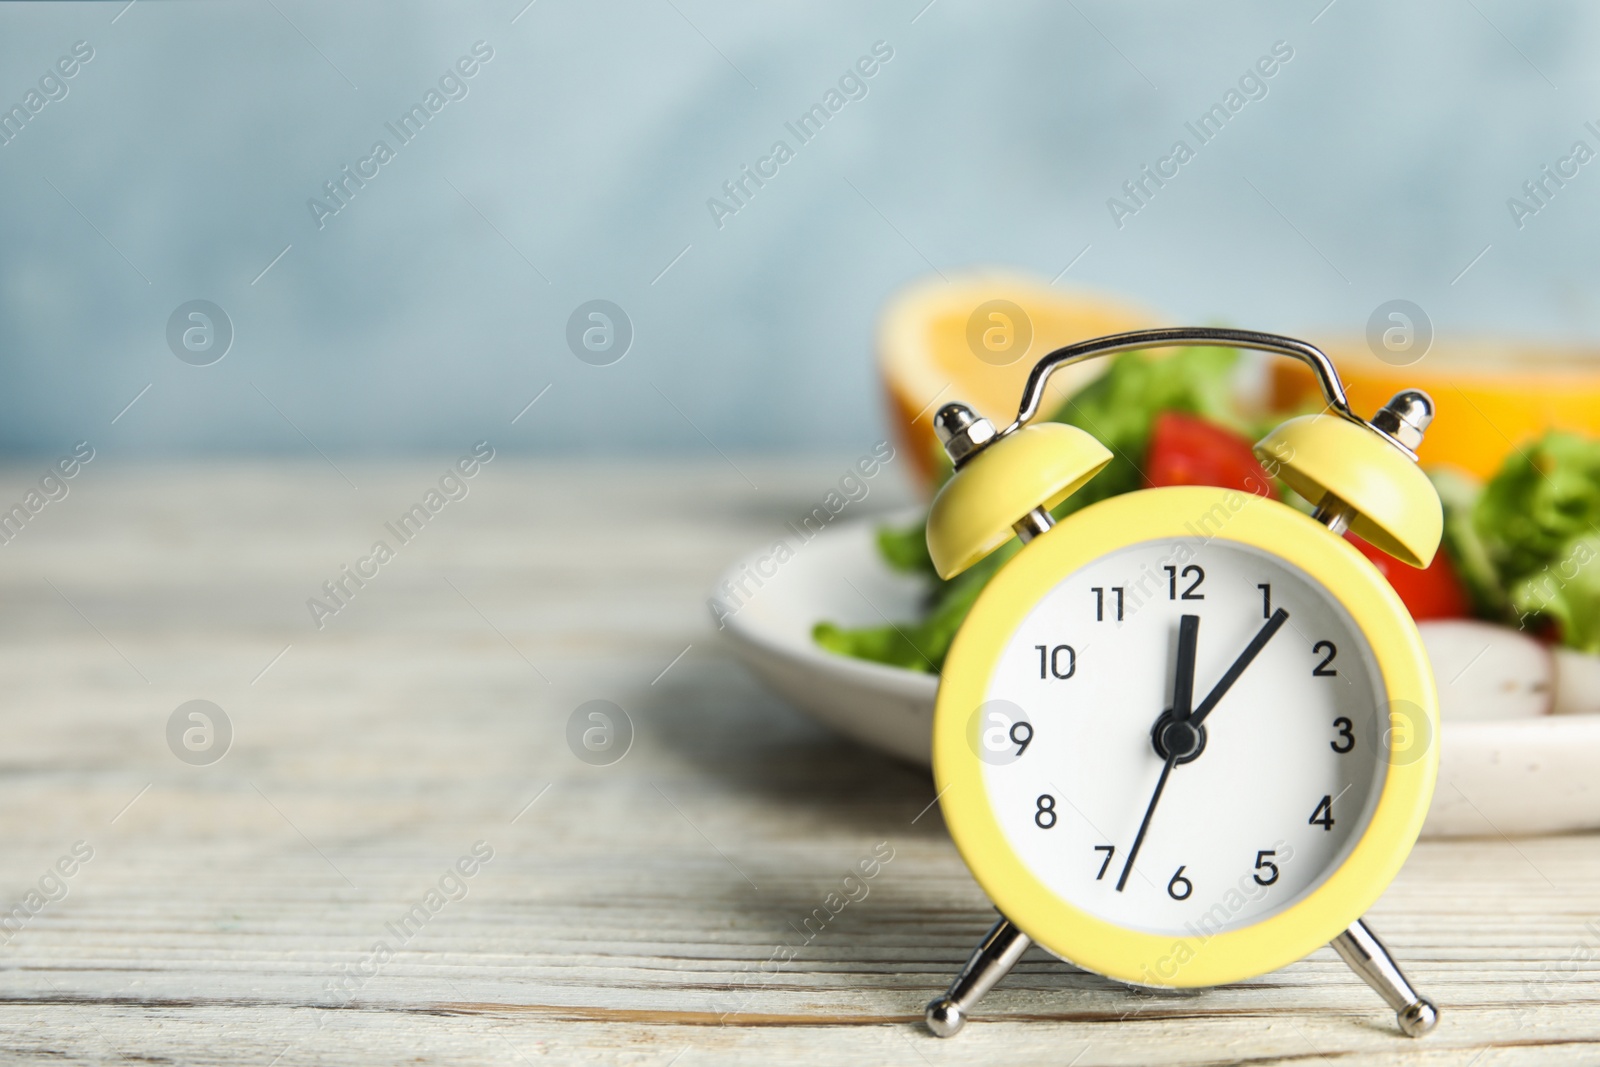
[0,0,1594,456]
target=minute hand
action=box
[1187,607,1289,728]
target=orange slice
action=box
[1270,340,1600,479]
[879,273,1156,491]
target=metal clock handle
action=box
[1005,326,1357,434]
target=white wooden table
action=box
[1,458,1597,1065]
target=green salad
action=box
[1439,433,1600,653]
[814,347,1600,670]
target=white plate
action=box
[715,511,1600,838]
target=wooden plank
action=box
[0,460,1594,1065]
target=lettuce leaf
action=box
[1467,432,1600,651]
[812,544,1015,673]
[1509,534,1600,653]
[1475,432,1600,576]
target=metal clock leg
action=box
[1330,918,1439,1037]
[925,913,1031,1037]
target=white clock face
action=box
[977,537,1389,938]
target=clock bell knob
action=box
[1368,390,1434,454]
[1253,391,1443,569]
[932,402,998,468]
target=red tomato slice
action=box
[1346,533,1470,621]
[1145,411,1273,497]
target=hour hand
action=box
[1188,607,1289,728]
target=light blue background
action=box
[0,0,1594,456]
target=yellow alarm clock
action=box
[923,328,1442,1039]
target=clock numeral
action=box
[1093,844,1115,880]
[1034,794,1058,829]
[1164,564,1205,600]
[981,713,1033,758]
[1257,583,1272,619]
[1310,794,1335,832]
[1331,716,1355,753]
[1035,644,1077,679]
[1091,586,1124,622]
[1252,849,1280,886]
[1312,640,1338,676]
[1166,865,1193,900]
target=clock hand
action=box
[1115,753,1175,892]
[1187,607,1289,729]
[1116,615,1199,893]
[1171,614,1199,720]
